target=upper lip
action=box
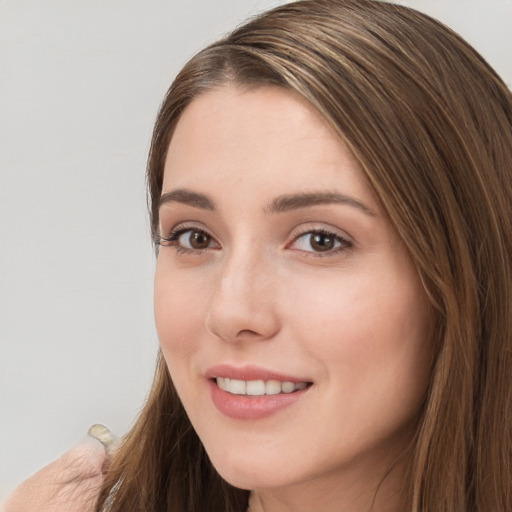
[205,364,312,383]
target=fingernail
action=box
[88,424,115,448]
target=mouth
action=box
[215,377,311,396]
[206,365,313,419]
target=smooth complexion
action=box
[154,85,433,512]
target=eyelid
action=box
[286,224,354,256]
[288,223,354,244]
[157,221,354,257]
[157,222,220,251]
[159,220,212,240]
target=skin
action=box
[3,436,106,512]
[155,85,433,512]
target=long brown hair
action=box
[97,1,512,510]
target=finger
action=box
[88,423,119,456]
[53,435,107,480]
[3,436,107,512]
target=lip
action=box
[206,364,312,421]
[205,364,310,383]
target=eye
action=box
[178,229,214,250]
[158,227,219,253]
[290,229,352,255]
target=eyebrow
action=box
[159,189,216,210]
[159,188,375,216]
[266,192,376,216]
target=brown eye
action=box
[310,233,335,252]
[180,230,212,250]
[291,230,351,255]
[158,227,219,252]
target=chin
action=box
[209,450,296,491]
[216,468,286,492]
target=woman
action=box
[7,0,512,511]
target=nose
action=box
[205,251,280,344]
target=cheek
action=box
[287,276,432,463]
[153,262,209,370]
[285,267,432,399]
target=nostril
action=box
[236,329,262,338]
[205,288,281,343]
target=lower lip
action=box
[209,379,310,420]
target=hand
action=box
[3,426,114,512]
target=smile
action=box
[216,377,309,396]
[206,365,313,420]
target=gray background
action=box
[1,0,511,499]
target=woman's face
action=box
[155,85,432,498]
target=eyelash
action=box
[288,228,353,258]
[157,226,353,258]
[157,226,217,255]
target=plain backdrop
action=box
[1,0,511,499]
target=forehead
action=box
[162,85,375,208]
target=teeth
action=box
[216,377,308,396]
[265,379,281,395]
[247,380,266,396]
[281,381,295,393]
[230,378,246,395]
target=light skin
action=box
[155,85,433,512]
[3,436,106,512]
